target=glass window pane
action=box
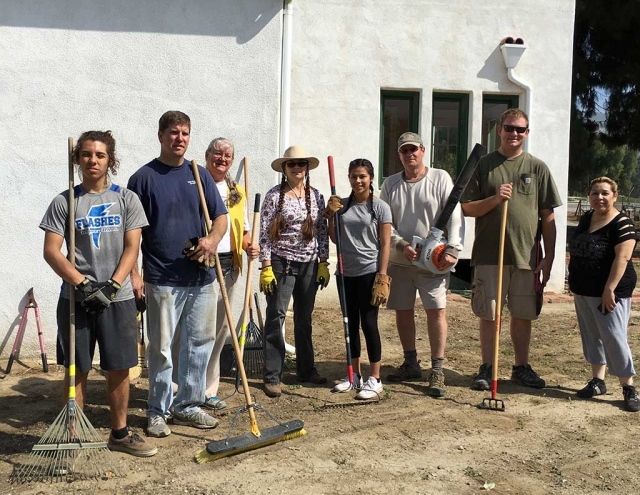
[482,98,518,153]
[382,99,410,177]
[431,100,460,178]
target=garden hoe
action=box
[481,200,509,412]
[189,160,305,463]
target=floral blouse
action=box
[259,185,329,263]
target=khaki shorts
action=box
[387,263,448,311]
[471,265,537,321]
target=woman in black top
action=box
[568,177,639,412]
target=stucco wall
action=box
[289,0,575,293]
[0,0,283,359]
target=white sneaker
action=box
[356,376,383,400]
[332,373,361,393]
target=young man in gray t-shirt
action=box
[40,131,155,457]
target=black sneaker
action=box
[623,385,640,412]
[296,369,327,384]
[472,363,492,391]
[576,378,606,399]
[387,360,422,383]
[511,364,545,389]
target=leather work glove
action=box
[370,273,392,307]
[316,261,330,289]
[323,195,342,219]
[81,279,121,315]
[260,266,277,295]
[184,237,215,269]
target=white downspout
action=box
[500,43,531,152]
[279,0,296,355]
[278,0,293,162]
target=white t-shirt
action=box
[215,180,251,254]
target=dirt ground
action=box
[1,297,640,495]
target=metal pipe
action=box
[506,67,532,152]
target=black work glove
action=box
[81,279,121,315]
[76,278,101,304]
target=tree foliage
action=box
[570,0,640,194]
[572,0,640,147]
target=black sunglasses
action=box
[285,160,309,168]
[501,124,528,134]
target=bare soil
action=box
[1,298,640,495]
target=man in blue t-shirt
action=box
[128,111,227,437]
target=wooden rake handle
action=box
[491,200,509,397]
[191,160,261,436]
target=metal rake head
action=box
[480,397,506,412]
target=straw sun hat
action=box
[270,146,319,172]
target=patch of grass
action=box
[464,466,482,478]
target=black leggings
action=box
[342,272,382,363]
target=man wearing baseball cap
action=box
[379,131,464,398]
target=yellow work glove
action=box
[316,261,330,289]
[323,195,342,218]
[259,266,277,295]
[370,273,392,307]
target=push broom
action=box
[13,138,120,482]
[189,160,305,464]
[327,156,355,389]
[237,156,265,376]
[480,199,509,412]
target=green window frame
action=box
[431,93,469,179]
[379,90,420,183]
[482,94,519,153]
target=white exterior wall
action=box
[0,0,283,358]
[289,0,575,293]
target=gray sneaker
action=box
[108,431,158,457]
[173,408,219,429]
[147,415,171,438]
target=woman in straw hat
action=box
[259,146,330,398]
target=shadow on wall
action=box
[477,44,509,85]
[1,0,281,44]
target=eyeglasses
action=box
[501,124,528,134]
[285,160,309,168]
[212,150,234,160]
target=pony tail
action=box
[301,173,315,242]
[342,190,356,217]
[269,175,287,242]
[226,172,242,207]
[368,184,377,221]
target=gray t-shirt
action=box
[338,196,392,276]
[40,184,149,301]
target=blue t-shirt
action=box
[127,158,227,286]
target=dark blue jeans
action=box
[264,255,319,384]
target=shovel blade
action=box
[481,397,505,412]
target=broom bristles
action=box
[194,428,307,464]
[12,404,120,483]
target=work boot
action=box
[264,382,282,398]
[387,360,422,383]
[147,415,171,438]
[623,385,640,412]
[472,363,492,391]
[173,409,219,429]
[576,378,606,399]
[511,364,545,389]
[296,368,327,384]
[108,431,158,457]
[427,369,446,398]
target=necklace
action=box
[403,167,427,184]
[287,183,304,201]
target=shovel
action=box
[481,200,508,412]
